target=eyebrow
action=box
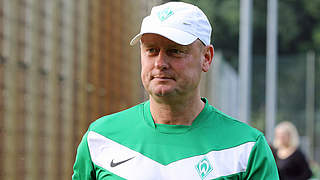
[141,43,156,48]
[169,45,191,53]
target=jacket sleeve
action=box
[244,135,280,179]
[72,131,96,180]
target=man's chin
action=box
[154,91,174,97]
[151,88,177,98]
[149,86,174,95]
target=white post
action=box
[306,50,315,160]
[239,0,253,123]
[266,0,278,142]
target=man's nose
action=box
[155,51,169,70]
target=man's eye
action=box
[147,48,157,54]
[168,49,184,55]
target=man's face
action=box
[140,33,209,100]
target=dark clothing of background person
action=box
[276,148,312,180]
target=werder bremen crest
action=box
[195,156,213,179]
[157,7,174,22]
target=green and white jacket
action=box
[72,98,279,179]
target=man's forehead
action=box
[141,34,182,45]
[140,33,200,48]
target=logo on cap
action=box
[157,7,174,22]
[195,156,213,179]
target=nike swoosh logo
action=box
[110,157,135,167]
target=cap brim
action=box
[130,26,197,46]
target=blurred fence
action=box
[206,51,239,119]
[276,53,319,163]
[0,0,162,179]
[252,52,319,163]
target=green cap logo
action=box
[157,7,174,22]
[195,157,213,179]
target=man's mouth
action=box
[152,75,175,80]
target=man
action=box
[72,2,279,179]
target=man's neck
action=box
[149,95,205,126]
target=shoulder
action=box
[203,104,278,178]
[292,148,309,161]
[89,101,146,133]
[294,148,305,156]
[207,104,263,143]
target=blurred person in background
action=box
[72,2,279,179]
[273,121,313,180]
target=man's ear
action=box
[202,45,214,72]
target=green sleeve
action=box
[244,135,279,179]
[72,131,96,180]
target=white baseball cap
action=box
[130,2,212,46]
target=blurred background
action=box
[0,0,319,179]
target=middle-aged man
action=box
[72,2,279,179]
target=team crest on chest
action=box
[195,156,213,179]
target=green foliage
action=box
[313,25,320,48]
[177,0,320,58]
